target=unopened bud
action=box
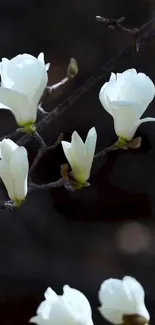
[67,58,78,79]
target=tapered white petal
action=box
[61,141,74,167]
[70,131,88,181]
[137,117,155,126]
[117,72,155,118]
[110,102,139,140]
[38,53,45,65]
[9,147,28,200]
[63,285,92,324]
[0,58,13,88]
[38,53,50,71]
[85,127,97,170]
[0,160,14,200]
[71,131,85,160]
[7,55,48,105]
[0,87,36,125]
[99,73,117,115]
[0,138,18,161]
[44,287,58,303]
[45,63,50,71]
[98,276,149,324]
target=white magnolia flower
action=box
[0,52,50,126]
[99,69,155,140]
[61,127,97,184]
[30,285,94,325]
[98,276,150,324]
[0,138,29,205]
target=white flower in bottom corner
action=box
[30,285,94,325]
[99,69,155,141]
[0,138,29,205]
[0,52,50,127]
[61,127,97,184]
[98,276,150,324]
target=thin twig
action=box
[96,15,155,36]
[0,200,14,210]
[47,77,69,92]
[30,133,63,175]
[29,178,64,191]
[94,145,118,159]
[33,131,47,148]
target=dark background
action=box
[0,0,155,324]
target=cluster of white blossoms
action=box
[29,276,150,325]
[0,53,155,205]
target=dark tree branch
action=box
[0,131,18,142]
[14,17,155,149]
[30,133,63,175]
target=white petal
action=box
[44,287,58,303]
[116,69,137,87]
[9,147,29,201]
[3,54,48,105]
[63,285,92,324]
[116,71,155,118]
[62,139,89,182]
[99,279,129,324]
[29,315,43,324]
[98,305,123,324]
[11,59,47,105]
[99,73,117,115]
[0,138,18,161]
[45,63,50,71]
[37,300,53,320]
[61,141,75,167]
[138,117,155,127]
[71,132,89,183]
[38,52,45,65]
[123,277,150,321]
[0,87,37,125]
[123,277,144,301]
[0,58,13,88]
[84,127,97,174]
[0,160,14,200]
[71,131,86,165]
[109,101,139,140]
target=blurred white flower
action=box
[98,276,150,324]
[61,127,97,184]
[0,52,50,126]
[0,138,29,206]
[99,69,155,140]
[30,285,93,325]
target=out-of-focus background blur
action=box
[0,0,155,324]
